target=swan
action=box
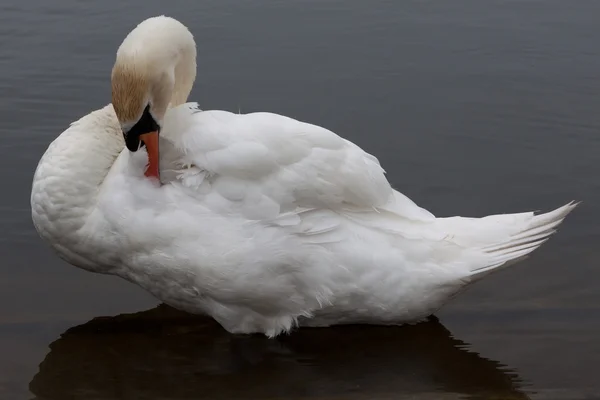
[31,16,577,337]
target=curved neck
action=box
[169,43,196,108]
[31,105,124,272]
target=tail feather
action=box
[470,201,578,280]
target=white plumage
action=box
[31,16,576,337]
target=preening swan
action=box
[31,16,577,337]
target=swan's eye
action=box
[123,104,160,152]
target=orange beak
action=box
[139,131,160,181]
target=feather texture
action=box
[30,16,577,338]
[75,104,575,336]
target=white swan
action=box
[31,16,577,337]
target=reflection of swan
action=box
[29,305,530,400]
[31,15,576,336]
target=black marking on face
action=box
[123,105,160,152]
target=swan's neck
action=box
[169,43,196,108]
[32,17,198,272]
[31,105,124,272]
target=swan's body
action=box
[31,16,576,337]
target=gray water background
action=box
[0,1,599,398]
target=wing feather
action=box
[159,104,428,224]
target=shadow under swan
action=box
[29,305,530,400]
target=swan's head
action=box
[111,16,197,179]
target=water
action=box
[1,1,599,398]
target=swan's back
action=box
[157,105,436,222]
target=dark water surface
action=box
[1,1,599,399]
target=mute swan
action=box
[31,16,577,337]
